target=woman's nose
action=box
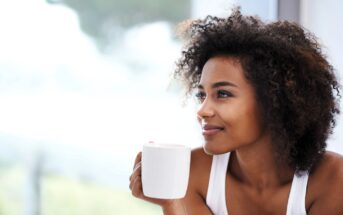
[197,99,215,120]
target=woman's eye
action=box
[195,91,206,102]
[217,90,233,98]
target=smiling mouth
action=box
[202,127,224,136]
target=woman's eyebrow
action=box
[197,81,238,89]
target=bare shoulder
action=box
[307,151,343,214]
[189,147,213,193]
[182,147,214,214]
[310,151,343,181]
[190,147,213,172]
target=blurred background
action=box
[0,0,342,214]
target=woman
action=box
[129,9,343,214]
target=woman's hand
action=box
[129,152,187,214]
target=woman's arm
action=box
[182,188,213,214]
[161,193,213,215]
[162,200,187,215]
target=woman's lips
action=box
[202,124,224,136]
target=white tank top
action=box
[206,152,309,215]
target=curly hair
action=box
[174,8,341,172]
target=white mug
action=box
[141,142,191,199]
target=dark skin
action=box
[129,56,343,214]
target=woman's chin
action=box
[203,146,214,155]
[203,143,229,155]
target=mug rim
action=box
[143,142,190,149]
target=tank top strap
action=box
[206,152,309,215]
[206,152,230,215]
[286,171,309,215]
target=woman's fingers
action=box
[129,151,142,184]
[131,175,143,198]
[130,152,143,196]
[129,162,141,186]
[130,161,141,180]
[133,161,141,173]
[133,152,142,169]
[130,166,145,199]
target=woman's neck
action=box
[228,133,294,191]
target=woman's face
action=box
[196,56,267,154]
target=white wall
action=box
[301,0,343,153]
[191,0,235,18]
[191,0,277,20]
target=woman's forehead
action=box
[199,56,247,87]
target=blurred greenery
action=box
[47,0,191,49]
[41,174,161,215]
[0,165,24,215]
[0,166,161,215]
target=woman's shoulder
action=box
[191,147,213,166]
[182,147,215,214]
[188,147,213,195]
[309,151,343,192]
[190,147,213,178]
[307,151,343,214]
[310,151,343,180]
[324,150,343,168]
